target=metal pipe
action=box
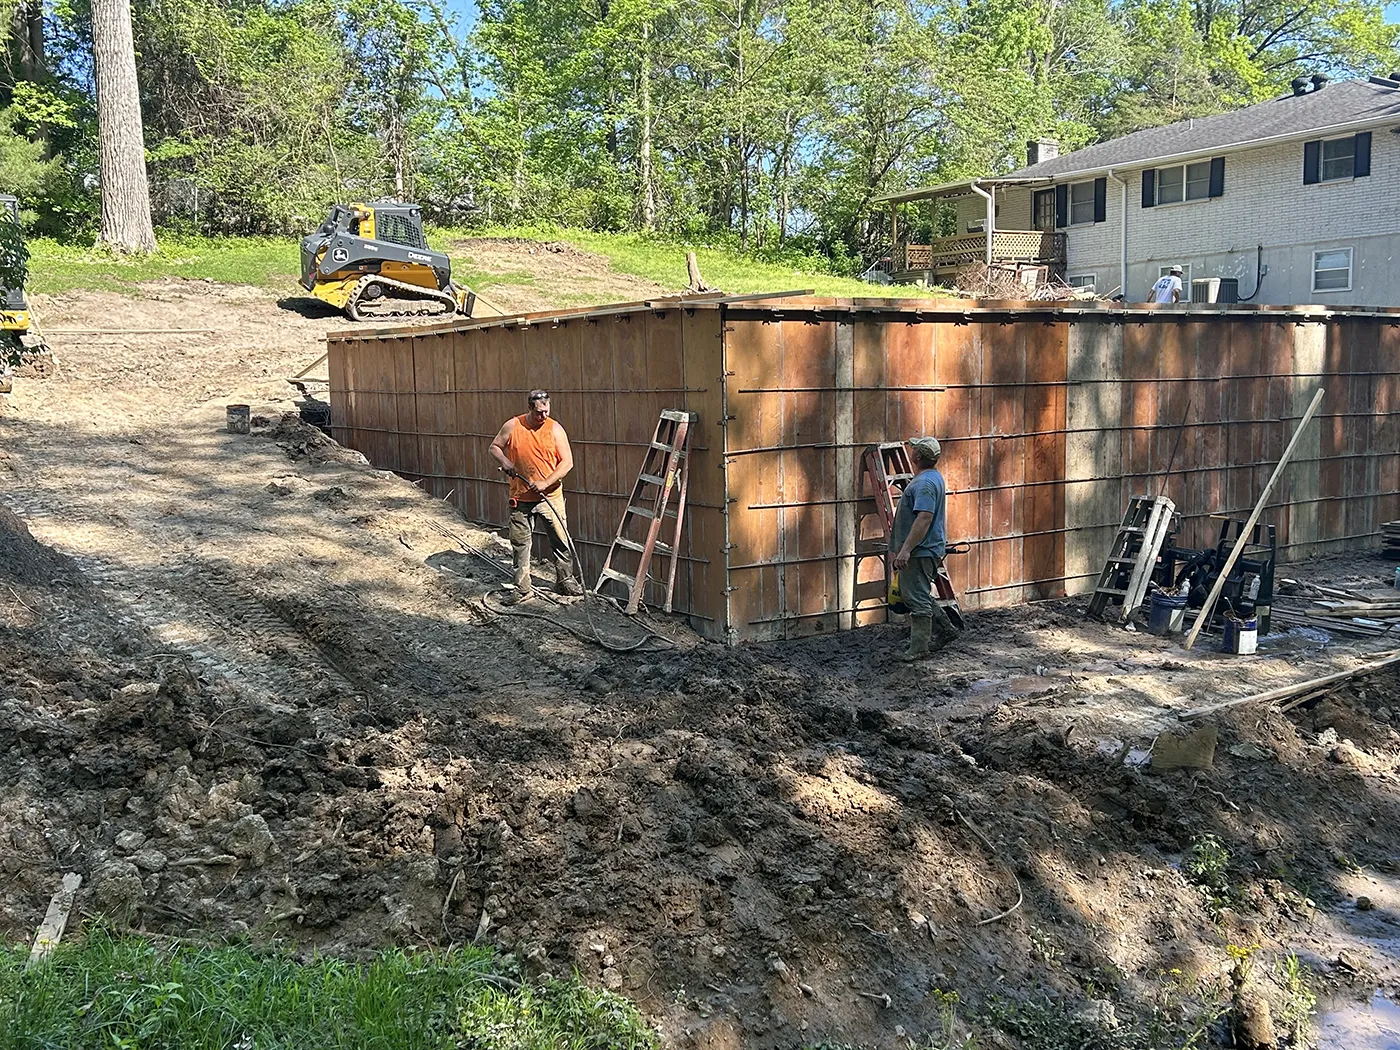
[1108,168,1128,298]
[970,179,995,267]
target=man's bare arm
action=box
[893,511,935,570]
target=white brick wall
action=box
[1058,128,1400,304]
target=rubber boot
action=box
[900,615,933,662]
[556,569,584,597]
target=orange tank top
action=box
[505,415,563,500]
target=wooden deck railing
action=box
[896,230,1066,272]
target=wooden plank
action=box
[28,873,82,966]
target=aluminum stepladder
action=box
[595,410,697,614]
[1087,494,1176,622]
[857,442,965,628]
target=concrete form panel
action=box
[330,299,1400,644]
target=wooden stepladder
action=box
[596,410,697,614]
[857,442,964,629]
[1087,495,1176,622]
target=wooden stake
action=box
[1183,387,1325,650]
[1181,648,1400,719]
[28,872,82,966]
[685,251,711,293]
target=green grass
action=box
[24,235,300,295]
[445,223,932,299]
[0,930,658,1050]
[23,225,931,301]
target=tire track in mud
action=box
[3,492,361,700]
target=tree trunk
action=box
[639,21,655,230]
[91,0,157,253]
[13,0,44,81]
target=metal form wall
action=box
[327,299,1400,644]
[327,303,729,630]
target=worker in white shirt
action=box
[1150,265,1184,304]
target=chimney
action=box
[1291,77,1309,96]
[1311,72,1329,91]
[1027,138,1060,166]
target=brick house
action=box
[877,74,1400,304]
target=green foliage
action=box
[0,207,27,294]
[1184,833,1235,917]
[0,930,657,1049]
[984,993,1221,1050]
[1276,951,1317,1037]
[3,0,1398,266]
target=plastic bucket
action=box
[1221,615,1258,655]
[226,404,251,434]
[1148,591,1187,635]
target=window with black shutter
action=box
[1305,133,1371,183]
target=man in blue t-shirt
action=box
[891,436,959,660]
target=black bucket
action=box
[298,398,332,436]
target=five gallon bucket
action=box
[226,404,251,434]
[1221,614,1258,655]
[1148,591,1187,636]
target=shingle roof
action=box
[1006,77,1400,179]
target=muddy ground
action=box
[3,276,1400,1049]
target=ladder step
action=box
[625,504,676,520]
[1096,587,1128,596]
[616,537,673,555]
[600,567,636,585]
[651,441,687,454]
[1106,556,1139,564]
[639,473,666,486]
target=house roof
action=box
[1005,77,1400,181]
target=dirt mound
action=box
[254,411,368,466]
[0,502,79,586]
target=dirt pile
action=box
[0,503,78,586]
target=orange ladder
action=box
[596,410,697,614]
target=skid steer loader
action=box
[298,200,477,322]
[0,194,50,394]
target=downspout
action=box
[1108,168,1127,299]
[970,179,994,266]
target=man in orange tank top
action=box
[489,389,584,602]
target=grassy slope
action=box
[25,228,924,301]
[1,932,657,1050]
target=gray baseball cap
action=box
[909,436,942,460]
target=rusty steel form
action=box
[327,295,1400,643]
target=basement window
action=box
[1312,248,1353,292]
[1068,274,1096,292]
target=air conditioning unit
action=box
[1191,277,1240,303]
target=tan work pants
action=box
[509,491,573,593]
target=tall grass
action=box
[0,931,657,1050]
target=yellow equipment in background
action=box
[1,193,49,394]
[298,200,476,322]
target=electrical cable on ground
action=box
[424,508,676,653]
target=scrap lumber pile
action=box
[1384,520,1400,557]
[1270,582,1400,637]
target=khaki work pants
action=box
[509,491,573,593]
